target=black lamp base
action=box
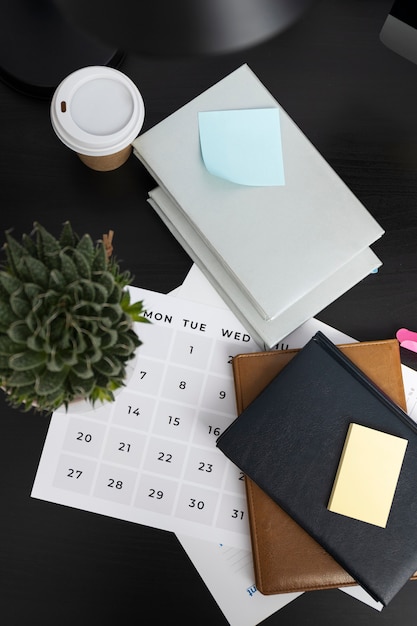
[0,0,125,99]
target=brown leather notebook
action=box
[232,339,417,595]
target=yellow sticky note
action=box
[328,423,408,528]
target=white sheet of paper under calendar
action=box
[31,286,261,549]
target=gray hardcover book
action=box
[133,65,383,340]
[148,185,381,348]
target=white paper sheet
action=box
[31,264,416,623]
[32,285,264,549]
[179,535,302,626]
[173,265,387,622]
[174,265,417,618]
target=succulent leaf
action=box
[59,221,78,248]
[93,283,108,304]
[90,387,116,404]
[94,355,122,377]
[27,334,44,351]
[0,354,10,369]
[46,347,67,372]
[35,368,68,395]
[68,371,96,396]
[34,222,61,269]
[22,233,37,256]
[121,292,150,324]
[0,271,22,294]
[8,369,36,387]
[97,271,115,294]
[79,279,95,302]
[72,249,91,279]
[100,303,122,324]
[91,244,107,273]
[24,256,49,289]
[59,251,78,283]
[49,269,67,291]
[60,349,79,367]
[0,335,17,355]
[7,321,32,344]
[10,350,47,370]
[76,234,95,263]
[107,283,122,304]
[72,359,94,379]
[10,292,31,318]
[4,231,28,275]
[99,328,118,349]
[25,311,39,333]
[0,301,18,327]
[24,282,43,301]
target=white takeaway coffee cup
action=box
[50,66,145,171]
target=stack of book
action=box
[217,334,417,606]
[133,64,384,348]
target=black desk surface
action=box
[2,1,417,624]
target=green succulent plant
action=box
[0,221,149,414]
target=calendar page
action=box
[31,287,261,549]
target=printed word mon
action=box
[143,310,173,324]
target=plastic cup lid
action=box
[50,66,145,156]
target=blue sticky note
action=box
[198,108,285,187]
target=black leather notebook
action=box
[217,331,417,606]
[232,340,417,596]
